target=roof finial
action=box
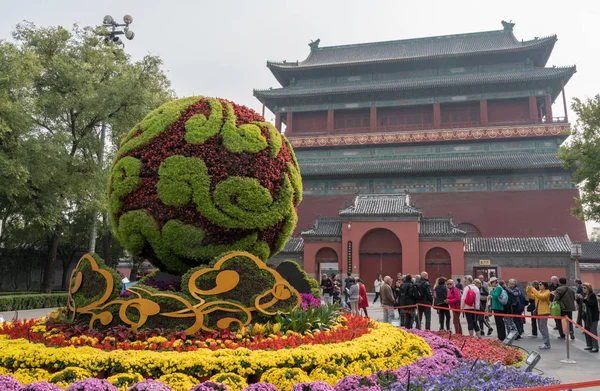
[501,20,515,31]
[309,38,320,51]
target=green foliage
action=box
[221,103,267,153]
[0,293,67,311]
[71,253,122,311]
[108,156,142,215]
[184,97,223,144]
[0,22,173,292]
[119,97,201,156]
[559,95,600,221]
[278,259,321,298]
[273,304,339,334]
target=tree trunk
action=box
[41,225,63,293]
[88,217,98,253]
[129,256,142,281]
[103,230,112,267]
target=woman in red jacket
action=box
[446,279,463,335]
[358,279,369,317]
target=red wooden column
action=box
[370,106,377,132]
[433,103,441,129]
[528,96,538,123]
[479,99,488,126]
[275,112,282,132]
[561,80,569,123]
[327,109,334,134]
[544,95,553,123]
[286,112,293,136]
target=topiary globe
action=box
[108,97,302,275]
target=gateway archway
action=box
[315,247,339,281]
[359,228,402,291]
[425,247,452,283]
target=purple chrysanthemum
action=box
[292,380,334,391]
[126,379,172,391]
[66,378,118,391]
[0,375,23,391]
[21,382,64,391]
[242,383,280,391]
[333,375,380,391]
[190,381,230,391]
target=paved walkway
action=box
[3,300,600,389]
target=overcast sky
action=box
[1,0,599,232]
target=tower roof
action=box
[267,23,556,75]
[299,152,564,177]
[255,66,575,101]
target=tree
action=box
[1,22,173,292]
[559,95,600,222]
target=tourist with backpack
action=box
[320,274,334,305]
[474,279,494,336]
[553,277,576,340]
[489,277,507,342]
[434,277,451,331]
[460,276,481,337]
[416,271,433,330]
[399,274,417,329]
[527,281,551,349]
[508,279,526,338]
[446,279,463,335]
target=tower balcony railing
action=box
[290,118,569,137]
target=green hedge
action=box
[0,293,68,312]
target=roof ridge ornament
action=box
[501,20,515,32]
[309,38,320,51]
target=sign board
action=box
[479,260,491,266]
[347,241,353,272]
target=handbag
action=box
[550,301,561,317]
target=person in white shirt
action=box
[373,274,383,304]
[460,275,481,337]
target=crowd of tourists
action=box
[320,272,600,352]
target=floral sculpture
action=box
[65,97,303,334]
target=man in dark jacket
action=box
[344,272,354,308]
[320,274,334,305]
[416,271,434,330]
[554,277,576,340]
[549,276,560,330]
[399,275,416,329]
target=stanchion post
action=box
[560,316,576,364]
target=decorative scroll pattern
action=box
[67,252,301,335]
[289,124,569,148]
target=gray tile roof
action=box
[299,152,562,177]
[339,193,421,217]
[420,217,466,237]
[464,236,571,254]
[282,237,304,253]
[301,218,343,237]
[574,242,600,261]
[255,67,575,99]
[267,29,556,70]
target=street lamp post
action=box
[101,14,135,46]
[571,243,582,281]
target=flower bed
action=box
[0,322,431,380]
[0,313,366,352]
[428,330,525,366]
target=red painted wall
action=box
[488,98,530,124]
[293,111,327,134]
[419,241,465,279]
[295,189,588,241]
[334,109,370,131]
[500,267,567,284]
[580,272,600,289]
[378,105,433,131]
